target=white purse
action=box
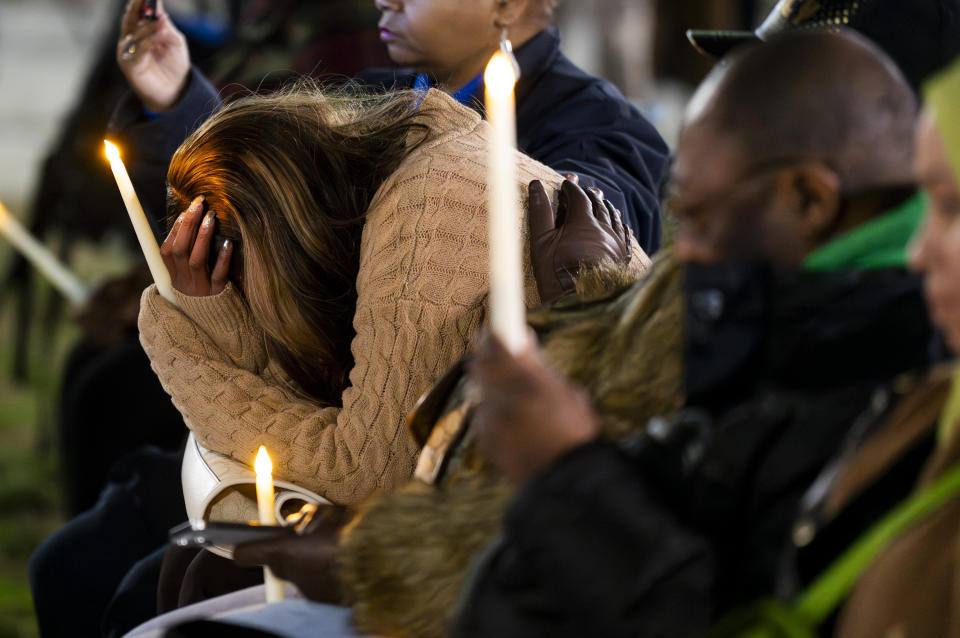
[181,432,331,557]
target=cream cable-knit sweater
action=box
[138,90,576,504]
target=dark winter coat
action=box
[450,263,938,638]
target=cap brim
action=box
[686,29,761,59]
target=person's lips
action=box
[379,27,397,42]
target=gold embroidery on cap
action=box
[781,0,823,24]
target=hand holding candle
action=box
[104,140,179,308]
[484,49,528,354]
[0,201,88,306]
[254,446,286,602]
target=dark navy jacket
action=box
[108,27,669,251]
[517,27,668,252]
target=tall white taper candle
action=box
[484,50,528,354]
[104,141,179,308]
[254,446,286,603]
[0,202,88,306]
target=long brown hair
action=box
[167,85,430,405]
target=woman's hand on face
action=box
[117,0,191,113]
[161,196,233,297]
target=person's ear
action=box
[495,0,532,29]
[787,161,841,241]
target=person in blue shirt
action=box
[111,0,669,252]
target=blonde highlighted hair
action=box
[167,84,430,404]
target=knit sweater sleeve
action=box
[139,274,429,503]
[170,283,269,373]
[171,285,298,392]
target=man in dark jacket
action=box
[109,0,668,251]
[452,30,936,637]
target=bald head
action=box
[671,30,919,266]
[687,29,917,193]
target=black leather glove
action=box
[528,178,632,304]
[232,505,350,603]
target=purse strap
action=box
[794,459,960,625]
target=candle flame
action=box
[104,140,121,163]
[255,445,273,476]
[484,50,517,99]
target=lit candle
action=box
[103,140,178,308]
[254,446,285,602]
[0,201,88,306]
[484,50,528,354]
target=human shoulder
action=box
[519,47,657,137]
[364,91,485,206]
[414,89,485,150]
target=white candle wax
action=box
[0,202,88,306]
[254,446,285,603]
[104,141,179,308]
[484,51,528,354]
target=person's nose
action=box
[908,218,933,273]
[374,0,401,12]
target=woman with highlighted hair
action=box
[135,83,645,505]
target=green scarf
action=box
[802,192,924,272]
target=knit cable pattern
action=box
[139,90,559,504]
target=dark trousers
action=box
[158,546,264,614]
[30,448,185,638]
[58,337,185,516]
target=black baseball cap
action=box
[687,0,960,89]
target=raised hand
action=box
[117,0,191,113]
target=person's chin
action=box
[383,41,418,67]
[943,328,960,358]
